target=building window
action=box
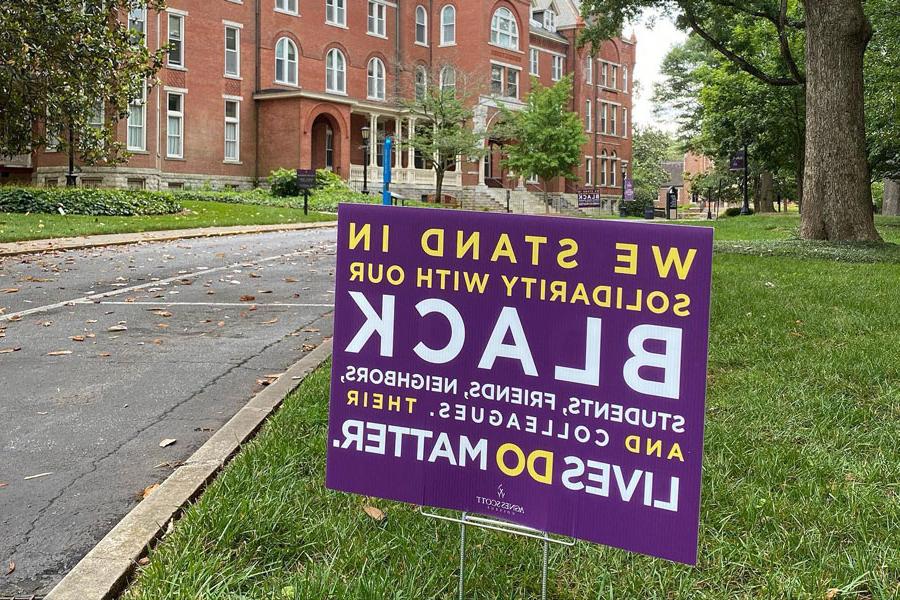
[600,151,607,186]
[623,67,629,93]
[490,7,519,49]
[611,65,618,90]
[600,102,608,133]
[167,14,184,68]
[543,9,556,32]
[128,8,145,43]
[367,57,386,100]
[551,55,564,81]
[586,158,593,186]
[166,92,184,159]
[325,124,334,169]
[275,38,297,85]
[89,101,105,129]
[326,0,346,25]
[585,100,591,131]
[225,100,240,162]
[440,5,455,45]
[610,152,618,187]
[326,48,346,93]
[601,62,608,87]
[415,5,428,45]
[368,1,386,36]
[506,68,519,98]
[440,66,455,92]
[491,64,503,95]
[622,108,628,138]
[610,106,618,137]
[275,0,298,14]
[225,26,240,77]
[584,55,593,84]
[415,66,428,101]
[127,85,146,151]
[529,48,539,75]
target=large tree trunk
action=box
[883,178,900,216]
[757,171,776,213]
[800,0,881,241]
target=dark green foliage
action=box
[268,168,301,197]
[723,206,754,217]
[0,187,181,216]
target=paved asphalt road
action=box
[0,227,337,595]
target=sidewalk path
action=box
[0,221,336,257]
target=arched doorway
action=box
[310,113,342,174]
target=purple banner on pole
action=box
[326,205,713,565]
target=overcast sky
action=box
[627,12,687,133]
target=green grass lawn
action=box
[125,249,900,598]
[0,200,334,243]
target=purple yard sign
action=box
[326,204,713,565]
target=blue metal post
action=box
[382,136,393,206]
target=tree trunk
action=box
[800,0,881,241]
[435,169,444,205]
[883,178,900,216]
[758,171,776,213]
[795,156,805,212]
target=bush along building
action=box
[25,0,635,209]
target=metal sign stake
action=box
[423,509,574,600]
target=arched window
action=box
[367,57,386,100]
[275,38,297,85]
[610,151,618,187]
[415,5,428,45]
[600,150,608,187]
[490,7,519,49]
[440,5,456,45]
[325,48,346,94]
[440,65,456,92]
[415,65,428,101]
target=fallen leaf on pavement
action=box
[302,344,316,351]
[825,590,839,600]
[159,438,177,448]
[284,277,298,283]
[152,310,173,317]
[262,318,279,325]
[249,272,261,278]
[86,319,98,324]
[217,321,225,327]
[70,335,86,342]
[240,295,256,302]
[151,339,163,345]
[24,472,52,480]
[302,327,320,333]
[257,290,273,294]
[257,378,273,386]
[47,350,72,356]
[0,482,8,489]
[0,347,21,354]
[0,288,19,294]
[108,325,128,332]
[6,561,14,575]
[138,557,150,566]
[157,323,169,329]
[141,483,160,499]
[98,352,112,357]
[266,373,285,379]
[363,505,386,521]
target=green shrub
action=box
[724,206,755,217]
[268,168,300,197]
[619,198,654,218]
[0,187,182,216]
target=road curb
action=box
[0,221,336,257]
[45,338,334,600]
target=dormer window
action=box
[543,9,556,32]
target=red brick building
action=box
[18,0,635,202]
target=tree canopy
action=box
[0,0,164,163]
[497,76,587,201]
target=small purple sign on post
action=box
[326,205,713,565]
[624,178,635,201]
